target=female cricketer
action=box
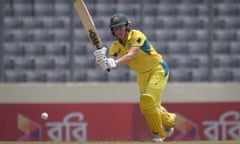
[93,13,176,142]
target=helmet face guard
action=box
[109,13,131,36]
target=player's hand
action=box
[93,46,107,64]
[98,57,110,71]
[98,58,117,72]
[106,58,118,69]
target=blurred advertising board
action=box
[0,102,239,141]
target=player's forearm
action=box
[116,46,138,65]
[116,54,134,65]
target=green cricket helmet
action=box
[109,13,129,29]
[109,13,131,36]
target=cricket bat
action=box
[74,0,102,49]
[74,0,110,71]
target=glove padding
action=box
[106,58,117,69]
[98,57,109,71]
[93,46,107,64]
[98,58,117,72]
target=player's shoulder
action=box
[129,29,146,40]
[130,29,144,35]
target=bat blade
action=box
[74,0,102,49]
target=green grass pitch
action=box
[0,141,239,144]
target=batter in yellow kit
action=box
[93,13,176,142]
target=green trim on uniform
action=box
[161,61,169,77]
[141,40,151,55]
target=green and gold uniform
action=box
[109,29,175,138]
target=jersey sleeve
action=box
[129,30,146,47]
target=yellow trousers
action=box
[138,62,175,137]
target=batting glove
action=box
[106,58,118,70]
[93,46,107,64]
[98,57,110,71]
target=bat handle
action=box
[106,68,110,72]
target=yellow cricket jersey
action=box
[109,29,164,73]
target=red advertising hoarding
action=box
[0,102,239,141]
